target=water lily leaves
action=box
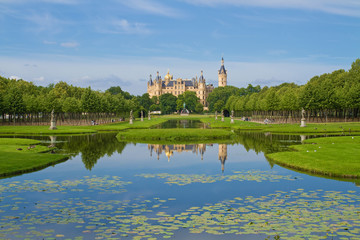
[1,174,359,239]
[136,170,300,186]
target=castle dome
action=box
[164,70,173,81]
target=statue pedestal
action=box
[230,118,234,124]
[300,118,306,127]
[49,121,57,130]
[141,117,143,122]
[221,117,224,122]
[129,119,133,124]
[215,116,218,120]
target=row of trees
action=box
[223,59,360,122]
[0,77,141,125]
[0,76,205,125]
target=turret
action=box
[155,71,162,96]
[148,74,153,87]
[218,58,227,87]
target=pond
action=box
[150,119,209,129]
[0,131,359,240]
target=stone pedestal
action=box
[49,109,57,130]
[141,111,144,122]
[49,121,57,130]
[300,118,306,127]
[221,116,224,122]
[300,135,306,142]
[129,118,133,124]
[148,111,151,120]
[215,111,218,120]
[230,117,234,124]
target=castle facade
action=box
[147,58,227,107]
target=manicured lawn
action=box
[200,117,263,130]
[267,136,360,178]
[260,122,360,133]
[0,138,68,177]
[86,117,168,131]
[201,117,360,133]
[117,128,235,143]
[0,126,96,135]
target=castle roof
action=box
[219,57,226,74]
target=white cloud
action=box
[60,41,79,48]
[33,76,45,81]
[26,13,67,33]
[117,0,179,17]
[181,0,360,17]
[43,40,57,45]
[99,19,151,35]
[10,75,21,80]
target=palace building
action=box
[147,58,227,107]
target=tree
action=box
[137,93,152,111]
[207,86,242,112]
[195,102,203,113]
[3,86,25,123]
[213,100,224,112]
[159,93,177,114]
[182,91,198,112]
[81,87,100,113]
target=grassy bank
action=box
[200,118,263,130]
[0,126,96,135]
[267,136,360,178]
[87,117,168,131]
[201,117,360,133]
[0,118,167,135]
[117,128,235,142]
[0,138,68,177]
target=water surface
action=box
[0,132,359,239]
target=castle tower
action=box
[218,144,227,173]
[218,57,227,87]
[155,71,162,96]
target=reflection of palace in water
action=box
[148,144,228,172]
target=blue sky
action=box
[0,0,359,95]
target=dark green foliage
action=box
[159,93,177,114]
[225,59,360,121]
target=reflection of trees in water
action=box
[235,131,301,155]
[58,133,128,170]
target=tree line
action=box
[0,76,205,125]
[0,78,139,125]
[214,59,360,123]
[1,59,359,125]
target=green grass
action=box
[200,117,263,130]
[0,138,68,177]
[117,128,235,143]
[267,136,360,178]
[0,125,96,135]
[201,117,360,133]
[86,117,168,131]
[260,122,360,133]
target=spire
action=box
[199,70,205,83]
[149,74,153,85]
[219,57,226,74]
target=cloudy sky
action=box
[0,0,359,95]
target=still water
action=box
[0,130,359,239]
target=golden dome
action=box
[164,70,173,80]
